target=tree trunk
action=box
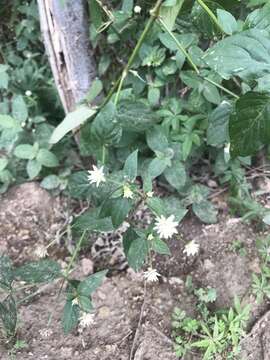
[37,0,97,113]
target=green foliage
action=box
[172,287,250,359]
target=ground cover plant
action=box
[1,0,270,359]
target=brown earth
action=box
[0,182,269,360]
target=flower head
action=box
[147,233,154,241]
[146,191,154,198]
[87,165,106,187]
[72,297,79,306]
[183,240,199,256]
[25,90,32,97]
[79,312,95,328]
[34,245,48,258]
[134,5,141,13]
[154,215,178,239]
[123,185,133,199]
[143,268,161,283]
[39,328,53,338]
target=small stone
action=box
[81,258,94,275]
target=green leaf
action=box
[12,95,28,122]
[92,101,122,145]
[123,149,138,181]
[50,105,96,144]
[62,300,80,334]
[162,196,188,222]
[207,101,232,147]
[78,296,93,312]
[245,4,270,32]
[146,197,167,217]
[125,233,148,271]
[148,158,169,179]
[116,100,158,132]
[122,0,133,12]
[78,270,107,297]
[204,29,270,81]
[160,0,185,31]
[0,295,17,337]
[14,144,36,160]
[217,9,238,35]
[0,115,21,129]
[192,200,217,224]
[36,148,59,167]
[15,259,62,284]
[85,79,103,103]
[146,126,169,153]
[0,71,9,89]
[100,197,133,228]
[229,92,270,157]
[148,87,160,106]
[0,157,8,172]
[164,160,186,190]
[152,238,171,255]
[40,175,60,189]
[27,159,42,179]
[68,171,92,199]
[73,209,114,232]
[0,256,13,290]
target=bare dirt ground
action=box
[0,182,270,360]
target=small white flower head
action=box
[183,240,200,256]
[147,233,154,241]
[72,297,79,306]
[123,185,133,199]
[154,215,178,239]
[39,328,53,338]
[87,165,106,187]
[134,5,141,13]
[224,143,230,154]
[146,191,154,198]
[34,245,48,258]
[143,268,161,283]
[79,312,95,328]
[25,90,32,97]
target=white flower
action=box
[25,90,32,97]
[72,297,79,306]
[183,240,200,256]
[224,143,230,154]
[34,245,48,258]
[146,191,153,198]
[134,5,141,13]
[79,312,95,328]
[39,328,53,338]
[123,185,133,199]
[143,268,161,283]
[87,165,106,187]
[154,215,178,239]
[147,233,154,241]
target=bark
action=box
[37,0,97,113]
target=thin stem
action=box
[158,17,200,75]
[195,0,224,33]
[102,145,106,164]
[204,77,239,99]
[114,70,127,105]
[101,0,163,107]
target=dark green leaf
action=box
[123,149,138,181]
[73,209,114,232]
[0,256,13,290]
[205,29,270,81]
[78,270,107,297]
[152,238,171,255]
[217,9,238,35]
[146,126,169,153]
[62,300,80,334]
[229,92,270,156]
[126,235,148,271]
[192,200,217,224]
[36,149,59,167]
[164,160,186,190]
[0,295,17,337]
[14,144,36,160]
[40,175,60,189]
[92,101,122,145]
[12,95,28,122]
[27,159,42,179]
[207,101,232,147]
[15,260,62,284]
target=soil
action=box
[0,182,270,360]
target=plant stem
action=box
[204,77,239,99]
[195,0,224,33]
[158,17,200,75]
[101,0,163,107]
[158,15,239,100]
